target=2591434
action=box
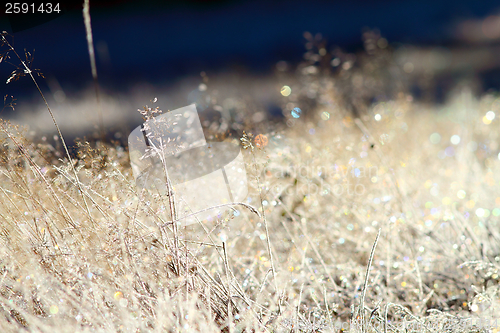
[5,3,61,14]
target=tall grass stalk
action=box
[360,228,381,333]
[242,132,281,314]
[0,33,95,226]
[83,0,105,141]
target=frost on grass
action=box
[2,88,500,332]
[1,33,500,332]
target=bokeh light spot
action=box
[291,107,302,119]
[430,133,441,144]
[450,135,461,145]
[50,305,59,314]
[280,85,291,96]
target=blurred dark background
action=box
[1,0,500,131]
[1,0,500,92]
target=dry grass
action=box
[1,29,500,333]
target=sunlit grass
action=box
[1,29,500,332]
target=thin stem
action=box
[360,228,381,333]
[222,242,233,333]
[0,34,95,227]
[156,137,180,272]
[83,0,105,141]
[251,147,281,314]
[160,201,260,227]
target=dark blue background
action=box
[1,0,500,104]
